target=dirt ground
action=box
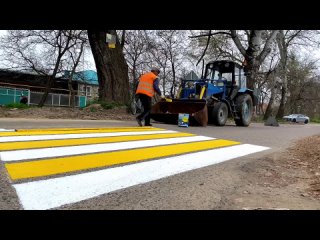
[229,135,320,210]
[0,105,320,209]
[0,105,136,121]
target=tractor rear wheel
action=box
[212,102,228,126]
[235,94,253,126]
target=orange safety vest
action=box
[136,72,157,97]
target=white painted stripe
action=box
[13,144,270,210]
[1,136,214,161]
[0,130,177,143]
[0,129,16,132]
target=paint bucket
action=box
[178,113,189,127]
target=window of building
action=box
[80,85,92,96]
[86,86,91,96]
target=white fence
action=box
[29,92,86,107]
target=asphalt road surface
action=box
[1,118,320,210]
[1,118,319,150]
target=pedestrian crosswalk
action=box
[0,127,270,210]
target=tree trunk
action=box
[170,62,176,98]
[68,84,76,108]
[132,60,138,96]
[38,58,61,107]
[244,59,260,90]
[275,30,288,119]
[276,85,286,118]
[162,68,166,96]
[38,76,54,107]
[38,54,62,107]
[88,30,129,104]
[264,86,276,120]
[132,60,137,85]
[259,92,266,115]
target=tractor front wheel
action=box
[212,102,228,126]
[235,94,253,126]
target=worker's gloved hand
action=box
[161,95,165,99]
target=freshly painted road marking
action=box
[13,144,270,210]
[15,127,153,132]
[6,139,239,180]
[1,135,212,161]
[0,129,16,132]
[0,132,194,151]
[0,127,164,137]
[0,127,271,210]
[0,130,176,143]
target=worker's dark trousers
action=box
[137,94,152,125]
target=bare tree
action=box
[65,31,87,108]
[0,30,82,107]
[123,30,151,91]
[144,30,189,98]
[157,31,187,97]
[274,30,318,118]
[286,54,319,116]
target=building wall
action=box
[78,83,99,102]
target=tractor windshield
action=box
[205,62,233,82]
[205,69,231,80]
[220,72,232,81]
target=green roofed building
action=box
[63,70,99,101]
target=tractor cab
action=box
[203,60,247,99]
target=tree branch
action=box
[286,30,302,47]
[230,30,247,56]
[257,30,279,63]
[196,30,211,66]
[189,31,230,38]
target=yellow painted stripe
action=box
[0,127,164,137]
[15,127,159,132]
[6,139,240,180]
[0,132,194,151]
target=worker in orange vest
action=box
[135,67,164,126]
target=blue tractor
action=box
[150,60,258,127]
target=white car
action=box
[283,114,310,124]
